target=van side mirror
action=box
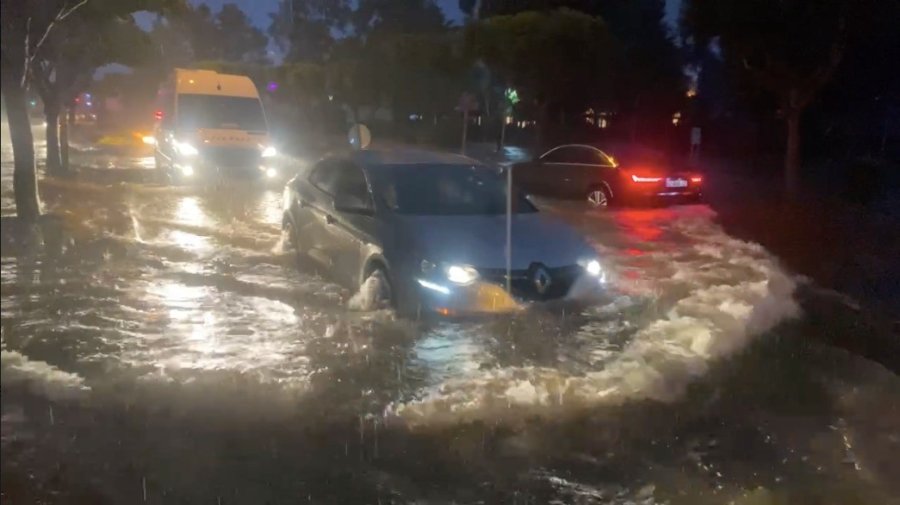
[333,193,373,215]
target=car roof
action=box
[329,147,482,169]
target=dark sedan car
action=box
[510,144,703,208]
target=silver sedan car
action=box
[282,148,606,316]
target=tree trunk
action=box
[1,84,42,222]
[785,109,801,194]
[44,101,63,175]
[60,107,71,171]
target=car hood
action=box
[397,212,595,270]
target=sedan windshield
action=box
[371,164,537,216]
[177,94,267,131]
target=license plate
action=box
[666,178,688,188]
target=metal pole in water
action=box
[506,164,512,294]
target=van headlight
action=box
[445,265,479,285]
[174,140,199,156]
[579,258,604,277]
[261,146,277,158]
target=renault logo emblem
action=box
[533,266,552,294]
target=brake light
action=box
[690,176,703,183]
[154,110,163,120]
[630,174,662,183]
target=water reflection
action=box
[165,196,213,256]
[613,208,668,242]
[137,156,155,169]
[143,279,305,377]
[174,196,209,227]
[413,325,486,384]
[256,190,283,227]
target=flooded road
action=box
[2,137,899,504]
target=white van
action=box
[153,68,279,181]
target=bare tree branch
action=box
[20,0,88,88]
[30,0,90,59]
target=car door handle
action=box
[325,214,336,225]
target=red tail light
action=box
[630,174,662,183]
[690,176,702,183]
[154,110,163,120]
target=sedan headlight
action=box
[261,146,277,158]
[174,139,199,156]
[445,264,479,285]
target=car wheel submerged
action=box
[350,265,394,311]
[586,186,611,209]
[283,217,307,266]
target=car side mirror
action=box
[333,193,373,215]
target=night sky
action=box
[187,1,681,31]
[191,0,466,27]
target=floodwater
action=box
[2,131,899,504]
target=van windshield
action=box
[176,94,266,131]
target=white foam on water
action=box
[1,349,90,400]
[388,206,801,425]
[348,270,393,312]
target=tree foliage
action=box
[683,0,858,189]
[382,32,467,120]
[1,0,175,219]
[149,2,269,65]
[354,0,446,36]
[463,0,684,140]
[268,0,350,62]
[216,3,269,62]
[465,8,614,144]
[32,0,162,173]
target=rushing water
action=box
[1,136,898,504]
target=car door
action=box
[295,159,343,268]
[567,147,618,198]
[321,161,376,286]
[534,146,595,198]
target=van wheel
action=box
[586,185,611,209]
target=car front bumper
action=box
[412,272,606,317]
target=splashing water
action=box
[388,206,801,425]
[348,270,392,312]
